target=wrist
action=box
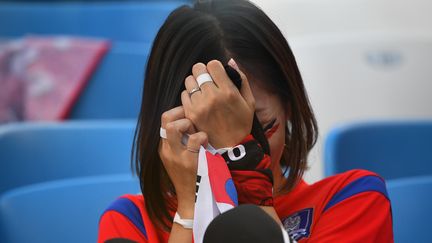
[222,137,265,171]
[177,202,195,219]
[212,132,252,149]
[173,212,194,229]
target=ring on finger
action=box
[197,73,214,87]
[189,87,201,97]
[187,147,200,153]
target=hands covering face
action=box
[158,59,256,213]
[181,59,255,149]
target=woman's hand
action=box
[159,106,208,218]
[181,59,255,149]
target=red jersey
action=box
[98,169,393,242]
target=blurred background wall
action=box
[251,0,432,183]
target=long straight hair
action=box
[132,0,318,230]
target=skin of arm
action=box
[168,205,194,243]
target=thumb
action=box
[228,58,255,110]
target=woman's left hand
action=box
[181,59,255,149]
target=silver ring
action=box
[189,87,201,97]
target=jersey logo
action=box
[282,208,314,241]
[227,144,246,161]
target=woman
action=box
[98,0,393,242]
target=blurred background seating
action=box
[0,174,140,243]
[325,121,432,242]
[324,121,432,180]
[387,175,432,243]
[0,121,135,194]
[0,0,190,119]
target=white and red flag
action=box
[193,146,238,243]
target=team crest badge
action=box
[282,208,314,241]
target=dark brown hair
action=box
[132,0,318,230]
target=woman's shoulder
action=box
[317,169,389,209]
[275,169,393,242]
[276,169,388,206]
[312,169,388,202]
[98,194,150,243]
[101,194,147,228]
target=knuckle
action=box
[189,137,206,149]
[193,62,206,74]
[184,107,192,118]
[184,119,193,127]
[206,59,221,70]
[188,133,199,142]
[188,112,198,122]
[207,92,218,104]
[181,90,188,97]
[181,91,190,102]
[197,132,208,140]
[178,106,185,114]
[185,75,195,84]
[226,90,237,100]
[161,111,171,123]
[165,122,175,132]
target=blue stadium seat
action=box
[0,1,190,119]
[0,174,140,243]
[324,121,432,180]
[69,42,148,119]
[387,176,432,243]
[0,121,136,193]
[0,1,189,42]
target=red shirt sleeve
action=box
[307,191,393,242]
[98,210,148,243]
[98,195,150,243]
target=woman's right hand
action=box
[181,60,255,149]
[159,106,208,218]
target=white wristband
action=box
[173,212,194,229]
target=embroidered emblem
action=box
[282,208,314,241]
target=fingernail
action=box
[228,58,240,71]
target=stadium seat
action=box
[324,121,432,180]
[69,42,148,119]
[387,176,432,243]
[0,1,190,119]
[0,121,136,193]
[0,174,140,243]
[0,1,190,43]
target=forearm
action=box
[168,224,192,243]
[168,203,194,243]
